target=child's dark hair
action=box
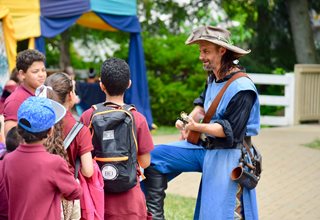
[100,57,130,96]
[5,126,22,152]
[88,67,96,78]
[17,124,50,143]
[9,68,20,83]
[16,49,46,72]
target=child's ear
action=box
[19,70,26,81]
[47,127,54,137]
[127,80,132,89]
[99,81,106,92]
[69,90,73,99]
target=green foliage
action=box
[143,33,206,125]
[45,36,60,69]
[139,0,212,35]
[164,194,196,220]
[221,0,297,73]
[149,79,195,125]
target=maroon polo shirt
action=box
[80,106,154,219]
[2,143,82,220]
[0,160,7,220]
[62,111,94,169]
[3,84,34,122]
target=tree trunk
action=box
[287,0,319,63]
[59,29,71,71]
[254,0,272,69]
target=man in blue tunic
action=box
[143,26,260,220]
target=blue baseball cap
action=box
[17,96,66,133]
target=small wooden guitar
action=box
[184,72,248,145]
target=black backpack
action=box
[90,102,138,193]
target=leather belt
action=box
[203,136,252,150]
[204,142,242,150]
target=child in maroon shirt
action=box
[3,49,46,136]
[1,96,82,220]
[0,68,22,114]
[80,58,154,220]
[39,72,96,219]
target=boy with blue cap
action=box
[0,96,82,220]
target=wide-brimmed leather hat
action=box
[185,26,251,57]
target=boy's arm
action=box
[3,99,20,136]
[133,111,154,169]
[78,110,95,178]
[0,115,4,144]
[80,152,94,178]
[138,153,151,169]
[54,158,82,200]
[79,108,93,127]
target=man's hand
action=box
[189,106,205,121]
[175,119,185,130]
[184,117,197,131]
[175,106,205,140]
[175,119,188,140]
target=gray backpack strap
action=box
[64,121,84,150]
[122,104,136,112]
[75,156,81,179]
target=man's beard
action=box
[203,63,213,72]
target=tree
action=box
[221,0,320,70]
[59,29,71,70]
[287,0,319,63]
[45,25,129,71]
[139,0,212,35]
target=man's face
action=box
[21,61,47,92]
[198,41,224,72]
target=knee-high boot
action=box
[144,166,168,220]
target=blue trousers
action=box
[150,142,205,180]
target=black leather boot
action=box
[144,166,168,220]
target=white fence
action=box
[249,73,295,126]
[293,64,320,124]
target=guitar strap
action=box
[202,72,248,124]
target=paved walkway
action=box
[152,124,320,220]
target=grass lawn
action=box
[152,127,195,219]
[164,193,196,220]
[305,139,320,149]
[151,126,180,136]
